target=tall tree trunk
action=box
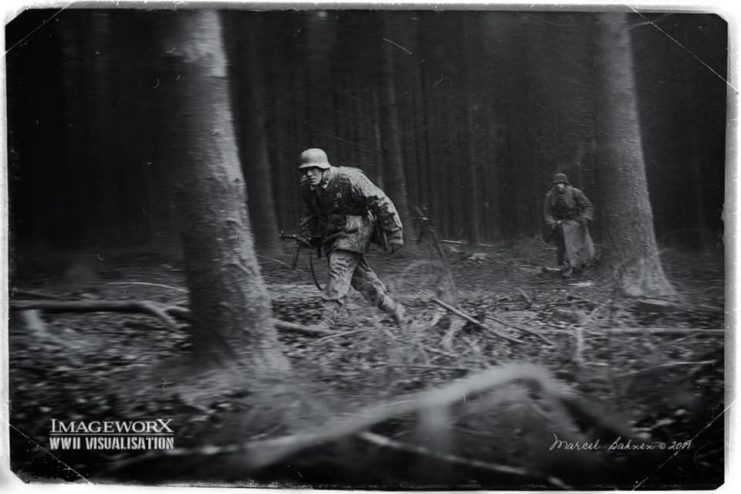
[379,16,414,240]
[157,10,290,374]
[461,13,482,244]
[592,13,675,298]
[228,14,283,255]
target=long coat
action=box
[544,185,596,268]
[299,166,403,255]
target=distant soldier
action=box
[297,148,406,329]
[544,172,595,277]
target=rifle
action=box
[279,231,324,291]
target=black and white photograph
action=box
[2,2,730,490]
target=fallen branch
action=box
[18,310,68,348]
[516,287,533,308]
[358,431,569,489]
[11,289,67,300]
[109,363,637,476]
[106,281,187,293]
[606,327,724,335]
[615,359,719,378]
[274,319,332,337]
[10,299,181,330]
[9,299,332,337]
[486,316,555,346]
[314,328,369,342]
[431,298,524,344]
[544,327,723,336]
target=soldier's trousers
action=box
[321,249,398,321]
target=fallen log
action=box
[431,298,523,344]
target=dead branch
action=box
[11,289,67,300]
[486,316,555,346]
[606,327,724,335]
[10,299,181,330]
[274,319,332,337]
[615,359,719,378]
[109,363,636,475]
[431,298,524,344]
[516,287,533,308]
[106,281,188,293]
[18,310,69,348]
[358,431,570,489]
[440,318,465,352]
[9,299,332,337]
[314,328,369,342]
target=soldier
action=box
[544,172,596,277]
[297,148,406,329]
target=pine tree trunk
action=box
[379,16,414,240]
[228,14,283,255]
[592,13,675,298]
[461,13,482,245]
[157,10,290,374]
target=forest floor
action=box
[7,238,726,489]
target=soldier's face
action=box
[555,182,567,193]
[303,167,324,186]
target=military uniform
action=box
[544,173,595,272]
[299,164,405,326]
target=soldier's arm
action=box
[351,173,403,245]
[574,189,594,221]
[298,180,319,239]
[543,191,558,228]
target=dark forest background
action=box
[6,9,727,262]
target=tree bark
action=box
[157,10,290,374]
[592,13,675,297]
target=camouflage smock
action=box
[299,166,403,254]
[544,185,594,228]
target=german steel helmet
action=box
[298,148,331,170]
[552,172,570,184]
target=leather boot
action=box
[315,301,341,331]
[379,296,407,327]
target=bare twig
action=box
[11,289,66,300]
[615,360,719,378]
[106,282,187,293]
[486,316,555,346]
[516,287,533,308]
[358,431,570,489]
[431,298,524,344]
[313,328,368,342]
[606,327,724,335]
